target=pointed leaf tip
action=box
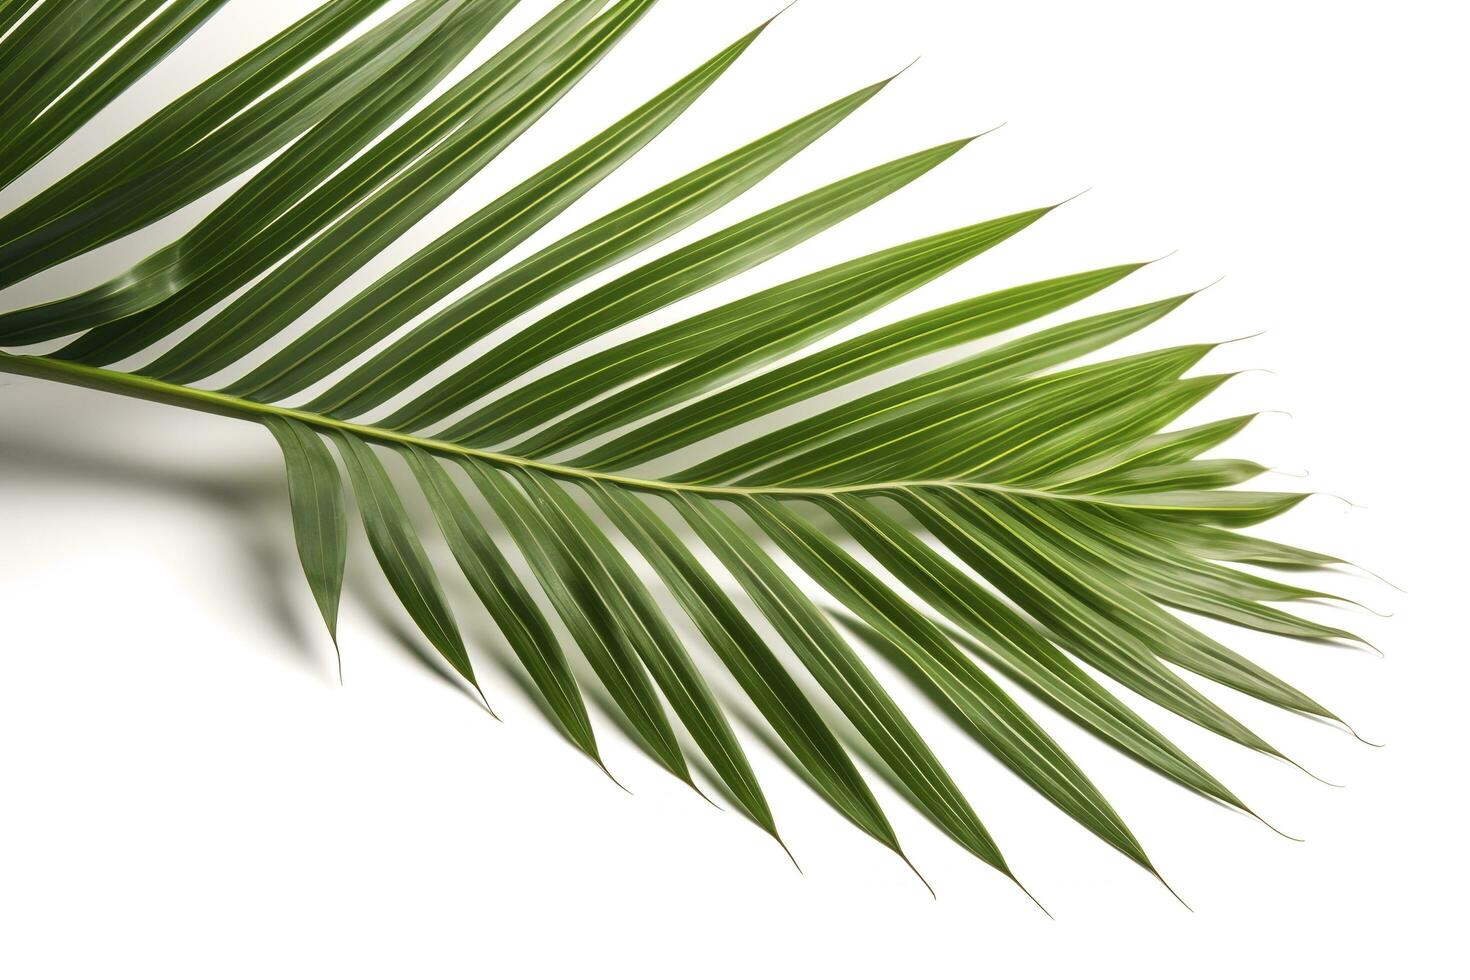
[764,0,802,29]
[890,55,923,82]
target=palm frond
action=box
[0,0,1379,903]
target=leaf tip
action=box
[471,680,499,720]
[1012,876,1053,919]
[1190,272,1228,296]
[1049,186,1092,211]
[897,851,937,899]
[762,0,801,30]
[595,758,634,794]
[1285,755,1345,789]
[1150,866,1194,912]
[1216,329,1267,348]
[1242,802,1306,842]
[880,55,922,87]
[774,834,803,874]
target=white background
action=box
[2,1,1466,976]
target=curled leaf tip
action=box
[1341,721,1385,748]
[1353,636,1387,658]
[1251,809,1306,843]
[1286,756,1345,789]
[1309,490,1359,510]
[1340,562,1405,593]
[1332,596,1394,619]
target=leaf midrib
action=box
[0,350,1131,505]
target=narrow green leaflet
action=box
[750,344,1213,488]
[55,0,603,366]
[561,264,1144,469]
[229,11,772,404]
[995,495,1355,717]
[514,471,776,835]
[1048,414,1258,491]
[1,0,518,347]
[1082,489,1309,529]
[903,487,1287,757]
[0,0,386,205]
[674,493,1015,883]
[0,2,152,151]
[0,2,152,146]
[440,136,984,447]
[460,459,689,782]
[1042,498,1360,619]
[1075,510,1369,644]
[329,431,486,707]
[675,294,1194,484]
[316,74,907,424]
[0,0,431,288]
[541,206,1057,464]
[744,497,1157,876]
[973,374,1234,485]
[589,482,897,849]
[260,417,348,662]
[816,494,1251,813]
[145,0,660,385]
[1109,511,1346,568]
[910,365,1224,487]
[0,0,230,192]
[400,447,600,764]
[1077,458,1265,495]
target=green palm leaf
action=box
[0,0,1380,905]
[262,416,349,671]
[402,445,601,763]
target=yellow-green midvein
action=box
[0,350,1137,506]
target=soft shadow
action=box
[578,680,674,779]
[0,426,278,506]
[823,609,984,839]
[356,594,490,713]
[686,753,742,816]
[0,428,322,675]
[725,700,876,838]
[571,662,743,819]
[462,615,582,751]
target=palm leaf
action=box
[0,0,1379,904]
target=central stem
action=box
[0,350,1045,503]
